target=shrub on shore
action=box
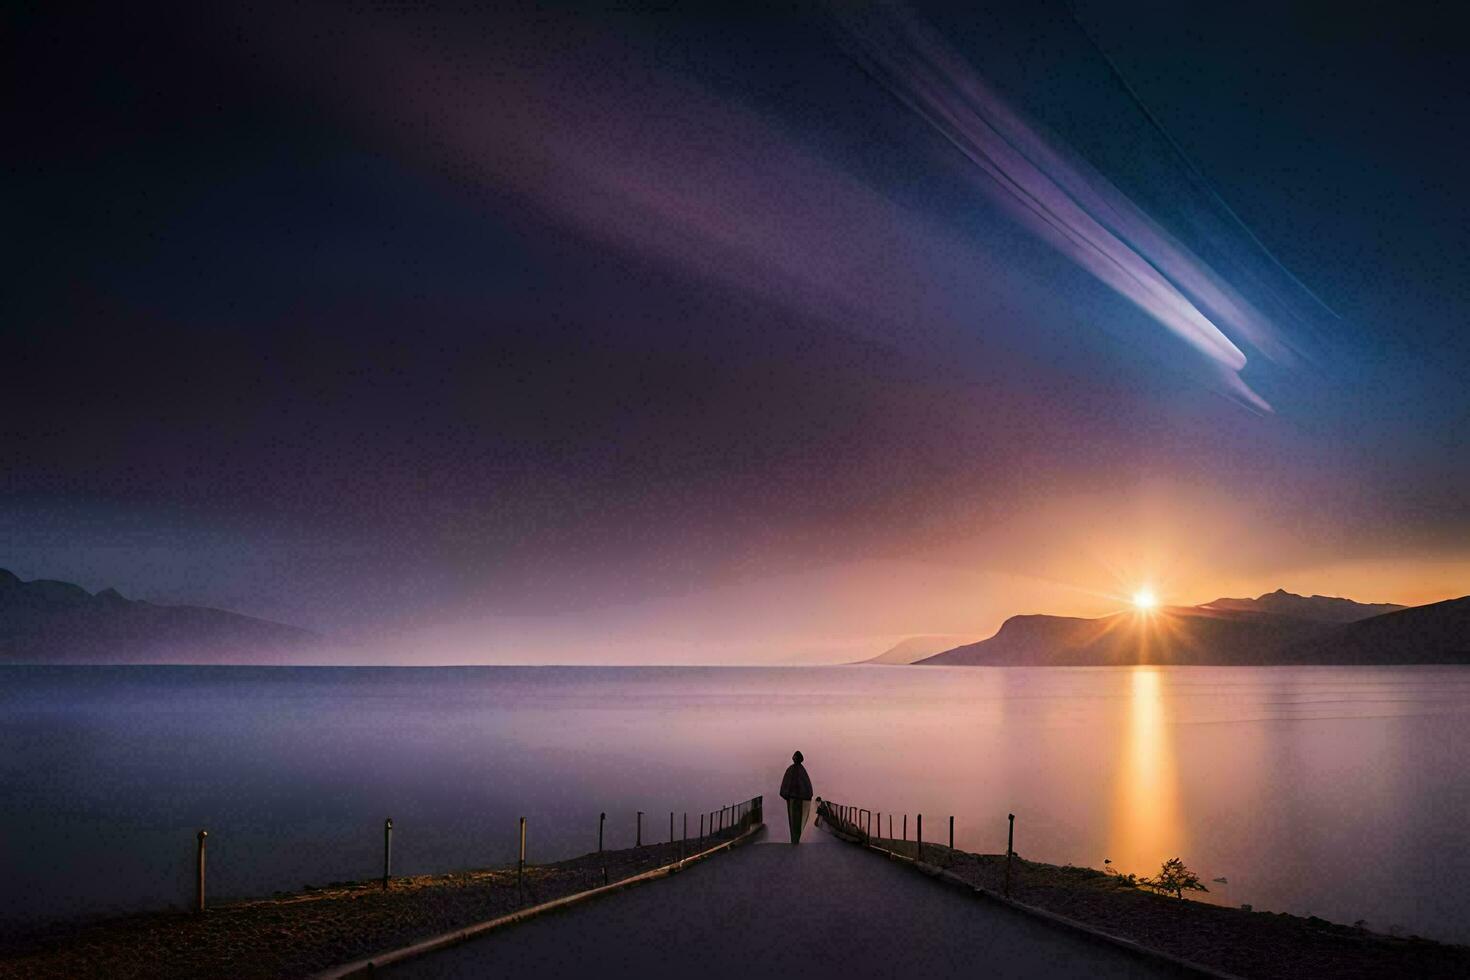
[1139,857,1208,900]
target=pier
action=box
[384,806,1187,979]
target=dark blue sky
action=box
[4,1,1466,661]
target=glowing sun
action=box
[1131,588,1158,611]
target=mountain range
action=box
[5,569,1467,667]
[0,569,319,664]
[859,634,986,664]
[918,589,1470,667]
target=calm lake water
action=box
[2,665,1469,941]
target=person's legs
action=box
[787,798,803,844]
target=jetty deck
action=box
[389,826,1186,978]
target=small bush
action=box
[1140,857,1209,900]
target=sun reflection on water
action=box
[1108,667,1187,876]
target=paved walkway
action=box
[389,821,1185,978]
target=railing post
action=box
[1005,813,1015,898]
[949,815,954,850]
[682,812,687,860]
[518,816,527,901]
[382,817,393,890]
[636,810,643,847]
[700,812,705,841]
[903,814,907,841]
[195,829,207,913]
[917,814,923,861]
[670,811,675,845]
[599,811,607,886]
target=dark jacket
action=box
[779,762,813,801]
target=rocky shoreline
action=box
[865,836,1470,979]
[0,829,749,979]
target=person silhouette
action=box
[779,750,814,844]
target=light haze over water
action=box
[2,665,1467,942]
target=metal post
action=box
[917,814,923,860]
[888,813,893,838]
[670,811,674,844]
[949,815,954,850]
[518,816,527,899]
[903,813,907,841]
[195,829,207,912]
[636,810,643,847]
[1005,813,1015,898]
[700,812,705,841]
[383,817,393,890]
[599,811,607,886]
[682,812,687,860]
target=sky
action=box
[5,1,1468,663]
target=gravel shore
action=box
[0,829,748,979]
[868,837,1470,979]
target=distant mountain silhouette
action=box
[917,590,1469,667]
[1201,588,1403,623]
[1279,595,1470,665]
[0,569,319,664]
[857,634,985,664]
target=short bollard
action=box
[518,816,527,900]
[1005,813,1015,898]
[382,817,393,890]
[195,829,207,913]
